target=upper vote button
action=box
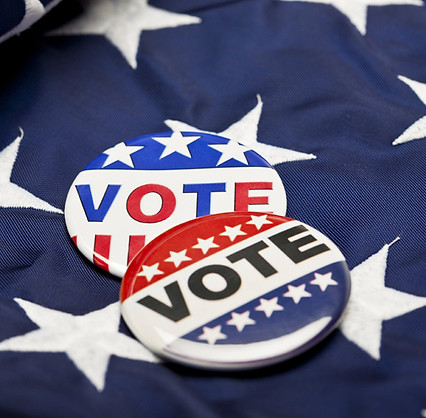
[64,132,287,277]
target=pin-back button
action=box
[64,132,286,277]
[120,212,350,370]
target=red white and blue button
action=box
[120,212,351,370]
[64,132,287,277]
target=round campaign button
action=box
[64,132,286,277]
[120,212,351,370]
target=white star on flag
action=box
[0,129,62,214]
[278,0,423,36]
[209,140,250,166]
[226,311,256,332]
[192,237,219,254]
[284,284,312,304]
[152,131,200,159]
[0,0,61,43]
[137,263,164,281]
[220,225,247,242]
[164,95,316,165]
[0,299,158,391]
[393,76,426,145]
[164,249,191,268]
[102,142,144,168]
[49,0,201,69]
[310,272,337,291]
[255,297,284,318]
[198,325,227,345]
[340,238,426,360]
[246,214,273,230]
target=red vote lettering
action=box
[127,184,176,223]
[234,182,272,211]
[128,235,146,265]
[93,234,111,271]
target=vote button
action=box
[120,212,351,370]
[64,132,286,277]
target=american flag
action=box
[0,0,425,416]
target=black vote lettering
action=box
[188,265,241,300]
[227,240,277,278]
[269,225,330,263]
[137,281,190,322]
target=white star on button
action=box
[192,237,219,254]
[246,214,273,230]
[310,272,338,291]
[226,311,256,332]
[284,284,312,304]
[198,325,227,345]
[102,142,144,168]
[164,249,191,268]
[137,263,163,281]
[0,299,158,391]
[254,297,284,318]
[220,224,247,242]
[152,131,200,159]
[0,129,62,213]
[209,140,250,166]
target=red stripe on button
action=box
[93,235,111,271]
[128,235,146,265]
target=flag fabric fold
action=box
[0,0,62,43]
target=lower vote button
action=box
[120,212,351,370]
